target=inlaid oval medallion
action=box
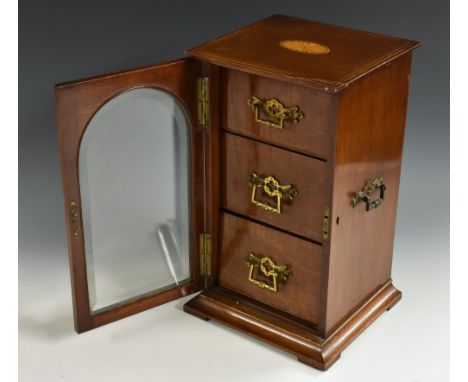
[279,40,330,55]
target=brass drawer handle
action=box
[352,176,387,211]
[246,253,292,292]
[249,172,298,214]
[247,96,304,129]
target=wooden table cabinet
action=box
[55,15,420,370]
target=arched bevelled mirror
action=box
[56,57,203,331]
[79,88,191,313]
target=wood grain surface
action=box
[222,68,336,159]
[221,132,328,243]
[218,212,322,323]
[188,15,420,92]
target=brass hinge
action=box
[197,77,209,127]
[199,233,211,276]
[323,205,330,240]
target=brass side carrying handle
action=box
[249,173,298,214]
[247,96,304,129]
[352,176,387,211]
[246,253,292,292]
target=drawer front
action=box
[219,212,322,324]
[222,69,335,159]
[222,132,328,243]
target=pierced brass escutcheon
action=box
[69,201,80,237]
[352,176,387,211]
[246,253,292,292]
[247,96,304,129]
[249,173,298,214]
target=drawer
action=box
[221,69,335,159]
[218,212,322,324]
[222,132,328,243]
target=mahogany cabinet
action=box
[55,15,420,370]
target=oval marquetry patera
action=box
[279,40,330,55]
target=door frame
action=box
[55,57,205,332]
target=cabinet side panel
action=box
[325,54,412,335]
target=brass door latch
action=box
[69,201,80,237]
[323,205,330,240]
[352,176,387,211]
[249,172,298,214]
[247,96,304,129]
[246,253,292,292]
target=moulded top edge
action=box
[187,15,421,93]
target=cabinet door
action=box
[55,58,204,332]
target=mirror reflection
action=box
[79,88,191,313]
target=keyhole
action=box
[336,217,340,225]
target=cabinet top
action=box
[187,15,420,93]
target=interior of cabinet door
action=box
[55,57,204,332]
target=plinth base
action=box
[184,281,401,370]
